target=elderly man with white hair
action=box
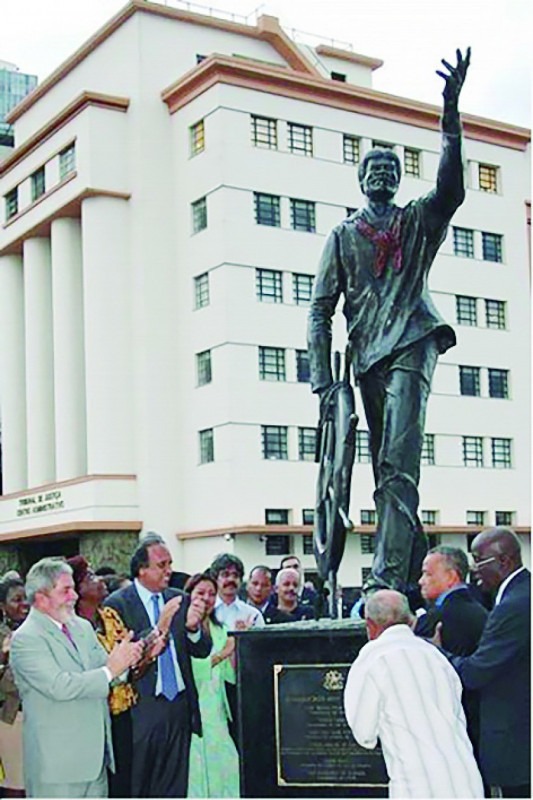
[344,589,483,798]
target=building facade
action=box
[0,0,530,587]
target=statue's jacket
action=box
[308,132,465,391]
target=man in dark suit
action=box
[416,545,488,653]
[104,534,211,797]
[434,527,530,798]
[416,545,488,783]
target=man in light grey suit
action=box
[10,557,143,798]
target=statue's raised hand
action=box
[437,48,471,105]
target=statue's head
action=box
[358,148,401,203]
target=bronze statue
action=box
[308,49,471,602]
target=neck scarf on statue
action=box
[355,208,403,277]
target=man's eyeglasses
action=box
[470,556,497,570]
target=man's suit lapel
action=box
[69,618,97,670]
[128,582,153,632]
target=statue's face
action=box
[361,156,400,202]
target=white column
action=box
[23,237,56,485]
[51,217,87,480]
[0,254,28,492]
[82,196,134,473]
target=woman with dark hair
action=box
[67,556,137,798]
[0,577,29,797]
[185,572,239,798]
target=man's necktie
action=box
[61,623,78,652]
[150,594,179,701]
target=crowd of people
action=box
[0,526,529,799]
[0,539,318,799]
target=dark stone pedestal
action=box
[235,619,388,798]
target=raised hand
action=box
[437,47,471,105]
[158,596,182,637]
[186,595,207,632]
[431,621,443,648]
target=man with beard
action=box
[308,49,470,597]
[211,554,265,630]
[10,558,142,798]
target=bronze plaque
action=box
[274,663,388,787]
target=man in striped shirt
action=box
[344,590,483,798]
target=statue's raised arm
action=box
[438,47,471,131]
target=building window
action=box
[488,369,509,399]
[190,119,205,156]
[293,273,313,305]
[254,192,281,227]
[31,166,45,202]
[491,438,512,468]
[421,434,435,466]
[194,273,209,309]
[360,534,375,554]
[265,535,290,556]
[456,295,478,326]
[495,511,514,526]
[4,187,18,220]
[288,123,313,156]
[372,140,394,150]
[265,508,289,524]
[259,347,286,381]
[404,148,421,177]
[196,350,212,386]
[459,366,481,396]
[251,115,278,149]
[331,71,347,82]
[482,232,503,263]
[485,299,506,330]
[453,227,475,258]
[298,427,317,461]
[302,509,314,525]
[192,196,207,233]
[343,135,360,165]
[463,436,484,467]
[302,534,314,555]
[360,509,376,525]
[421,510,438,526]
[355,430,371,464]
[256,268,282,303]
[59,143,76,179]
[199,428,214,464]
[466,510,486,526]
[361,566,372,584]
[262,425,288,460]
[296,350,310,383]
[290,199,316,232]
[478,163,498,193]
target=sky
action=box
[1,0,531,128]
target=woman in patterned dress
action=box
[67,556,137,798]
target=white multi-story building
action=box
[0,0,530,589]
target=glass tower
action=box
[0,60,38,143]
